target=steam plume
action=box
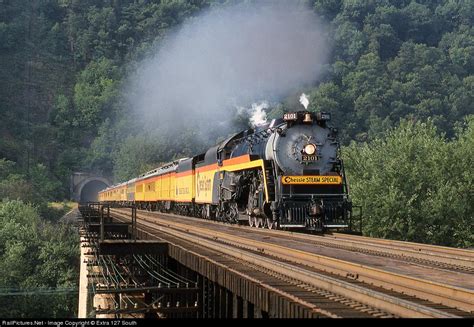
[299,93,310,110]
[128,2,329,143]
[248,102,269,127]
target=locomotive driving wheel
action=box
[248,216,255,227]
[266,218,279,229]
[226,202,239,223]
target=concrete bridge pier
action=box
[78,236,94,318]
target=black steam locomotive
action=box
[217,111,357,231]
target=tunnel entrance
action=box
[71,173,111,202]
[80,180,108,202]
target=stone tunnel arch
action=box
[78,178,109,202]
[71,173,111,203]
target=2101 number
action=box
[302,155,317,162]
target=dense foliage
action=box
[0,156,78,317]
[1,0,472,192]
[345,117,473,247]
[0,0,213,196]
[0,200,78,317]
[306,0,474,143]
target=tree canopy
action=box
[1,0,472,188]
[344,116,474,247]
[0,200,78,317]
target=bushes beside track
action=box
[344,116,474,248]
[0,200,79,317]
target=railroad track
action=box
[108,212,394,318]
[240,226,474,274]
[329,232,474,268]
[109,208,474,318]
[121,209,474,274]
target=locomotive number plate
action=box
[282,175,342,185]
[302,155,317,162]
[283,112,298,121]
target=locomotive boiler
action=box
[99,111,358,232]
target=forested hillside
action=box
[1,0,472,195]
[307,0,473,143]
[0,0,473,246]
[1,0,212,199]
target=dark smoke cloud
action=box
[128,2,330,138]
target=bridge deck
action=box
[77,204,474,318]
[111,208,474,317]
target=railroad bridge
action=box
[76,203,474,319]
[71,172,111,202]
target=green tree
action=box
[73,58,121,132]
[0,200,79,318]
[344,118,474,247]
[112,135,165,182]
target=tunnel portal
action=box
[71,173,111,203]
[80,180,108,202]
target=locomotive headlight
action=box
[304,143,316,155]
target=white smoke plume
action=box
[127,2,330,140]
[299,93,310,110]
[248,102,269,127]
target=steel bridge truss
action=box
[79,204,198,318]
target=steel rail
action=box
[330,232,474,259]
[131,214,460,317]
[138,214,474,314]
[110,212,393,318]
[122,209,474,272]
[110,210,470,317]
[240,227,474,272]
[113,209,474,312]
[242,230,474,272]
[110,213,339,317]
[230,222,474,270]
